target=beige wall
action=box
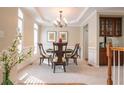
[40,26,80,49]
[0,7,40,55]
[22,9,35,47]
[0,7,18,84]
[21,8,41,48]
[81,11,98,66]
[0,8,40,83]
[81,11,98,48]
[80,26,83,60]
[0,8,18,52]
[17,8,41,71]
[0,8,38,51]
[88,13,97,48]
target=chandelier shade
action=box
[53,11,67,28]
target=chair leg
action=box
[66,58,69,65]
[51,63,53,69]
[39,58,41,65]
[39,58,42,65]
[48,58,50,66]
[63,64,66,72]
[39,58,44,65]
[74,58,78,65]
[53,64,56,73]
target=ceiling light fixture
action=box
[53,10,67,28]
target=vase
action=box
[2,71,13,85]
[59,38,62,43]
[2,65,13,85]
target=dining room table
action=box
[46,48,73,54]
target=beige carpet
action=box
[17,59,107,85]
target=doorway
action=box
[83,24,88,61]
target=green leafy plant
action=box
[0,36,32,85]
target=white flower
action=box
[0,36,32,73]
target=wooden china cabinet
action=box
[99,17,122,65]
[100,17,122,37]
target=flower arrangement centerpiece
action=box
[0,36,32,85]
[59,38,62,43]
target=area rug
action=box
[18,82,87,85]
[17,59,107,85]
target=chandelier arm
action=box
[53,10,67,28]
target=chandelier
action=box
[53,11,67,28]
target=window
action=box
[34,23,38,55]
[17,8,24,53]
[18,8,23,19]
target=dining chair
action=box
[65,43,80,65]
[38,43,52,66]
[51,42,68,73]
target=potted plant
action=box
[0,36,32,85]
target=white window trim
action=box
[34,23,38,55]
[17,8,24,53]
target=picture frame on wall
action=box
[58,31,68,42]
[47,31,56,42]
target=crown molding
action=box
[69,7,89,24]
[35,7,90,26]
[97,10,124,15]
[80,10,97,26]
[23,7,124,26]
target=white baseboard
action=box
[88,47,97,66]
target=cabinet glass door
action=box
[107,18,113,36]
[100,18,106,36]
[100,17,122,37]
[115,18,122,36]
